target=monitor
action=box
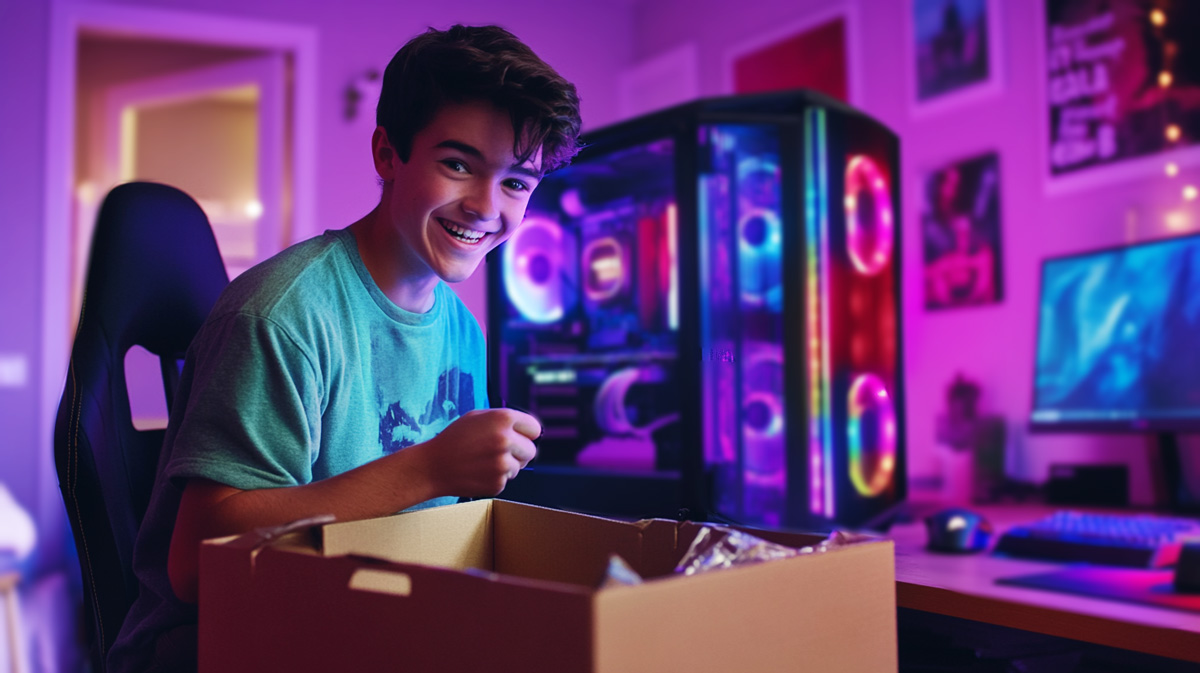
[1030,233,1200,432]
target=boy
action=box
[108,24,582,673]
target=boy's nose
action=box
[461,184,500,222]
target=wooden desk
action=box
[888,504,1200,663]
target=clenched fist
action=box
[424,407,541,497]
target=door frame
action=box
[40,0,318,563]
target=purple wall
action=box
[0,1,51,548]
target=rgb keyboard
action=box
[994,510,1200,568]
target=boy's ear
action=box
[372,126,397,181]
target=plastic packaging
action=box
[598,553,644,588]
[675,525,874,576]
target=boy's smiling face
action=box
[373,99,543,291]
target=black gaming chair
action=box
[54,182,229,671]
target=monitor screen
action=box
[1031,233,1200,431]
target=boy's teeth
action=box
[441,220,484,242]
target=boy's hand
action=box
[427,408,541,497]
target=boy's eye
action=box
[442,159,468,173]
[504,179,530,192]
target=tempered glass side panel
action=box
[818,109,904,528]
[494,138,681,472]
[698,123,785,527]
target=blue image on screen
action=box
[1032,235,1200,425]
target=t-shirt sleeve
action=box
[166,311,322,490]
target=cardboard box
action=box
[200,499,896,672]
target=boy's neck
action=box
[348,208,439,314]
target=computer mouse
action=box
[925,507,994,553]
[1174,542,1200,593]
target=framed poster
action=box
[921,152,1003,310]
[1043,0,1200,192]
[908,0,1004,115]
[725,5,861,104]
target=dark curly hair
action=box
[376,24,583,174]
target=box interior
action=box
[317,499,833,589]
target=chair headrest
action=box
[78,181,229,358]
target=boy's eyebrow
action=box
[435,139,543,180]
[436,139,484,159]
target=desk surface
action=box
[888,503,1200,663]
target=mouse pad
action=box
[997,567,1200,614]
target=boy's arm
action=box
[167,407,540,604]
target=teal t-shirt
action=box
[109,228,487,672]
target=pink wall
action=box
[632,0,1200,503]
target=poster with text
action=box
[1046,0,1200,181]
[922,152,1003,310]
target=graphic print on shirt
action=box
[378,368,476,453]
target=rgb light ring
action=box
[737,208,782,255]
[743,391,784,440]
[742,346,785,442]
[846,373,898,497]
[844,155,894,277]
[736,156,780,187]
[502,216,563,323]
[737,208,783,307]
[582,235,626,302]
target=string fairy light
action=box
[1151,3,1186,203]
[1155,4,1177,177]
[1147,4,1196,229]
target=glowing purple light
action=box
[502,216,564,323]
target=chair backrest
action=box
[54,182,229,670]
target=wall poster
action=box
[921,152,1003,310]
[909,0,1003,114]
[726,8,853,102]
[1045,0,1200,185]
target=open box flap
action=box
[320,498,494,570]
[492,499,656,586]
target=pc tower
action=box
[488,90,906,530]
